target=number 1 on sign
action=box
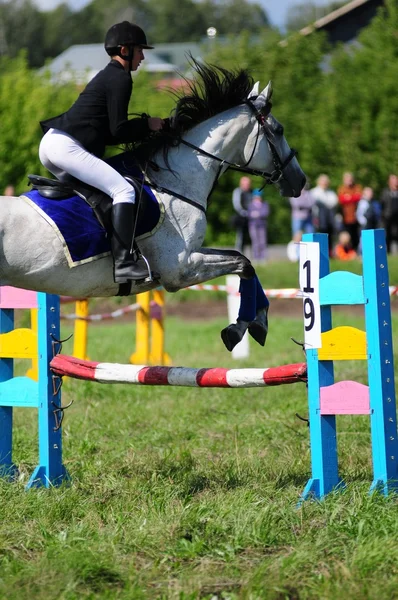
[299,243,322,349]
[302,260,314,293]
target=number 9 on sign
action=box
[299,242,322,349]
[303,297,315,331]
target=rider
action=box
[39,21,164,284]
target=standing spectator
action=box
[356,187,381,231]
[247,189,270,261]
[380,174,398,254]
[338,172,362,251]
[356,187,381,255]
[310,174,338,255]
[289,181,315,236]
[232,176,252,253]
[3,185,15,196]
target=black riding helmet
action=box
[104,21,154,57]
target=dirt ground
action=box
[65,297,397,325]
[166,299,301,320]
[166,298,373,320]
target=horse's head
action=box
[132,61,305,199]
[243,82,306,198]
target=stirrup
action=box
[133,252,153,283]
[114,251,153,284]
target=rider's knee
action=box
[112,188,136,205]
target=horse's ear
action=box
[261,81,273,103]
[248,81,260,99]
[255,81,273,115]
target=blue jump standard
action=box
[0,293,68,488]
[300,229,398,502]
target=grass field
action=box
[1,256,398,599]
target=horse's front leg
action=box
[220,275,269,352]
[160,248,269,352]
[160,248,255,291]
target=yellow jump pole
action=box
[26,308,39,380]
[130,292,150,364]
[149,289,171,366]
[72,300,89,360]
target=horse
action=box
[0,61,305,351]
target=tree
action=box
[199,0,270,35]
[86,0,153,38]
[41,4,100,61]
[149,0,207,43]
[0,0,46,67]
[0,54,77,191]
[310,0,398,189]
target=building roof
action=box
[151,42,203,71]
[42,44,178,84]
[299,0,385,44]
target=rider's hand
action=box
[148,117,164,132]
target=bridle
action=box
[180,99,297,186]
[244,99,298,184]
[141,98,298,215]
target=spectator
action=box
[232,176,252,253]
[338,172,362,251]
[380,174,398,254]
[3,185,15,196]
[247,189,269,261]
[334,231,357,261]
[310,174,338,255]
[289,180,314,236]
[356,187,381,231]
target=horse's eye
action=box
[276,125,284,136]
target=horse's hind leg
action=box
[221,275,269,351]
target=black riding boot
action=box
[111,202,151,284]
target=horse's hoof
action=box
[221,322,247,352]
[248,321,267,346]
[248,307,269,346]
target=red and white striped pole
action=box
[50,355,307,388]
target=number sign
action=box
[299,242,322,349]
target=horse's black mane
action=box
[127,58,254,165]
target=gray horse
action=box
[1,63,305,350]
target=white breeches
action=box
[39,128,135,205]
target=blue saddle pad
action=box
[22,153,163,268]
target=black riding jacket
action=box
[40,60,150,158]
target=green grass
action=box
[1,308,398,598]
[2,255,398,599]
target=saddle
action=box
[27,173,141,234]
